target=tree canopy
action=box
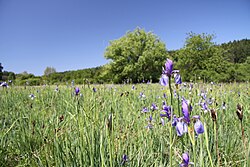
[44,67,56,76]
[176,33,229,82]
[104,28,168,83]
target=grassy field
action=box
[0,82,249,166]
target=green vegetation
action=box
[1,30,250,85]
[0,83,249,166]
[104,28,167,83]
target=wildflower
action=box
[176,120,188,137]
[160,74,168,86]
[132,85,135,90]
[55,85,59,92]
[160,105,171,119]
[141,107,149,113]
[151,103,158,111]
[121,154,129,165]
[189,83,193,91]
[172,115,178,126]
[93,87,96,92]
[172,117,188,137]
[163,59,173,77]
[146,115,154,129]
[174,73,182,85]
[207,98,213,105]
[180,152,193,167]
[182,98,190,124]
[139,92,146,98]
[193,118,204,135]
[200,91,206,99]
[201,102,208,113]
[176,121,185,136]
[174,90,177,98]
[148,115,153,122]
[160,118,165,126]
[75,87,80,96]
[0,82,8,88]
[222,102,226,110]
[29,94,35,100]
[163,93,167,99]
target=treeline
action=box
[173,37,250,82]
[1,33,249,85]
[0,67,104,86]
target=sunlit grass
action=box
[0,82,249,166]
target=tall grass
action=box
[0,82,249,166]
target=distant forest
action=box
[1,36,249,85]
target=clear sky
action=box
[1,0,250,76]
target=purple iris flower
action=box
[139,92,146,98]
[172,115,178,126]
[146,115,154,129]
[200,91,206,99]
[75,87,80,96]
[160,118,165,126]
[151,103,158,111]
[176,121,188,137]
[0,82,8,87]
[194,119,204,135]
[182,98,190,124]
[201,102,208,113]
[160,105,171,119]
[163,93,167,99]
[29,94,35,100]
[189,83,193,91]
[121,154,128,165]
[176,121,185,136]
[174,73,182,85]
[163,59,173,77]
[149,115,153,122]
[173,117,188,137]
[174,90,177,98]
[180,152,193,167]
[93,87,96,92]
[207,98,213,105]
[160,74,168,86]
[141,107,149,113]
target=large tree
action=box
[176,33,229,82]
[104,28,168,83]
[44,66,56,76]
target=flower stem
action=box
[214,121,220,166]
[241,121,246,150]
[168,76,173,166]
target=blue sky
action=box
[1,0,249,76]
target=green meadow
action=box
[0,82,249,166]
